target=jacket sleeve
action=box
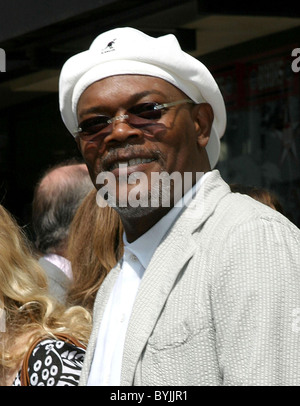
[212,215,300,385]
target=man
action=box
[59,27,300,385]
[32,159,93,303]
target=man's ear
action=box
[193,103,214,148]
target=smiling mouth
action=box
[108,158,155,171]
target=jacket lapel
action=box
[121,170,230,385]
[120,222,197,385]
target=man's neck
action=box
[119,206,172,243]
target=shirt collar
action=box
[43,253,73,279]
[123,171,211,270]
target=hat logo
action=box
[101,39,117,54]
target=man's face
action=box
[76,75,209,212]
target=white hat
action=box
[59,27,226,168]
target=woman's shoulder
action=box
[13,337,86,386]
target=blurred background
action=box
[0,0,300,234]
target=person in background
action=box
[66,188,123,312]
[59,27,300,386]
[32,159,93,303]
[229,183,285,214]
[0,204,91,386]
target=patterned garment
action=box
[13,338,86,386]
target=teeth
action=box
[111,158,154,170]
[128,158,153,166]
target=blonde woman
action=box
[67,189,123,312]
[0,205,92,386]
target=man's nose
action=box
[107,113,129,124]
[104,114,143,144]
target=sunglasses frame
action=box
[74,98,194,139]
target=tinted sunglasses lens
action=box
[77,104,163,139]
[79,116,109,136]
[129,103,162,122]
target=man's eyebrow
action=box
[78,90,165,117]
[79,106,106,116]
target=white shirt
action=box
[43,253,73,280]
[87,172,211,386]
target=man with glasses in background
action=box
[59,27,300,386]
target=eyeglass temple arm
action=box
[154,99,195,110]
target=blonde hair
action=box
[0,205,92,378]
[67,189,123,311]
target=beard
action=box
[113,177,168,219]
[96,169,184,219]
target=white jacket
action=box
[80,170,300,386]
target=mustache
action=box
[101,144,165,171]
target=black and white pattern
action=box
[13,338,86,386]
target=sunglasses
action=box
[75,99,194,142]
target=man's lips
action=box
[107,159,157,179]
[108,157,156,171]
[102,149,159,172]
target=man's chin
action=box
[113,203,161,219]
